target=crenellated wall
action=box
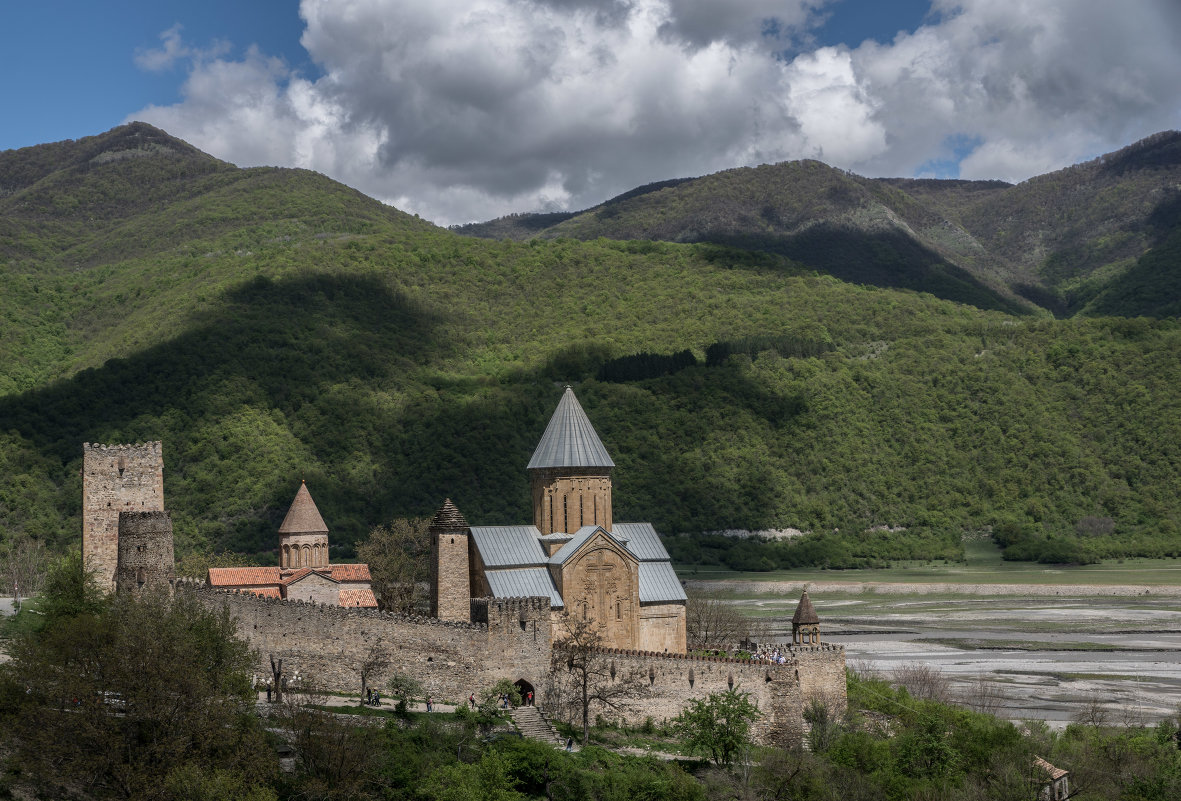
[179,582,844,745]
[180,582,553,703]
[547,644,846,747]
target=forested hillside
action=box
[458,132,1181,320]
[1,124,1179,567]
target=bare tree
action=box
[359,643,389,704]
[687,592,752,651]
[892,662,952,703]
[1,533,48,602]
[551,613,649,745]
[958,674,1006,717]
[356,518,430,614]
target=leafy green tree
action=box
[388,671,424,717]
[671,688,762,769]
[0,587,273,799]
[356,518,430,614]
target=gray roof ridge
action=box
[527,386,615,470]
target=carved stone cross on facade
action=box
[582,548,617,629]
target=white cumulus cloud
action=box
[129,0,1181,225]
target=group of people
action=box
[754,648,790,664]
[365,689,382,706]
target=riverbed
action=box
[688,581,1181,729]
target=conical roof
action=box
[791,590,819,626]
[527,387,615,470]
[430,498,469,529]
[278,481,329,535]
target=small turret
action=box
[278,481,330,570]
[791,589,820,645]
[430,499,471,621]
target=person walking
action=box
[426,695,433,713]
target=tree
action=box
[272,685,382,800]
[686,592,752,651]
[387,672,424,717]
[550,613,648,745]
[671,688,762,769]
[0,532,47,604]
[356,518,430,614]
[359,643,389,705]
[0,587,274,799]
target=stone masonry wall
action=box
[115,511,175,593]
[431,530,470,621]
[181,583,844,746]
[83,442,165,593]
[548,644,845,747]
[183,583,552,704]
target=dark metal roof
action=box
[469,526,546,568]
[526,387,615,470]
[638,562,688,603]
[613,522,669,561]
[484,567,564,608]
[548,525,634,566]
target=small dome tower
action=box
[791,589,821,646]
[278,480,330,571]
[527,386,615,535]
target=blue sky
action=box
[3,1,1179,224]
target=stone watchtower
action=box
[278,481,330,571]
[791,589,820,645]
[82,442,165,592]
[430,499,471,621]
[115,511,176,593]
[527,386,614,535]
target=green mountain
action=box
[456,132,1181,319]
[1,123,1179,568]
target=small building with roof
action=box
[207,481,376,608]
[431,386,688,653]
[792,589,821,645]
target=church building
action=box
[431,386,688,653]
[207,480,377,607]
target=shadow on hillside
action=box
[0,270,448,466]
[707,225,1030,315]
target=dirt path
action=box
[685,579,1181,598]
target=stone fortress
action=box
[81,388,846,745]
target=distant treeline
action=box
[596,329,835,383]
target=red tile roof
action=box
[1035,757,1068,781]
[207,567,282,586]
[339,589,377,608]
[244,587,282,599]
[331,563,372,582]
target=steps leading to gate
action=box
[510,705,574,750]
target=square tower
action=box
[429,499,471,621]
[82,442,165,593]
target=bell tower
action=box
[527,387,615,535]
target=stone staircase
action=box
[510,705,572,750]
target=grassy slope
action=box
[1,125,1179,567]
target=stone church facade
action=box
[432,386,689,653]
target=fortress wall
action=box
[793,645,848,714]
[549,645,845,747]
[184,584,552,703]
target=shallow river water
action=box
[743,594,1181,729]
